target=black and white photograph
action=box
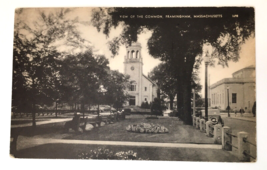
[9,6,258,163]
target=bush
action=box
[77,148,147,160]
[151,98,162,114]
[141,102,145,108]
[141,101,150,109]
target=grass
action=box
[64,115,215,144]
[11,121,66,138]
[14,143,242,162]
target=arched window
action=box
[130,81,137,91]
[131,50,135,58]
[127,51,130,58]
[136,51,139,58]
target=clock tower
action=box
[124,42,143,106]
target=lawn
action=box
[65,115,215,144]
[14,143,241,162]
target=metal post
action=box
[205,62,208,120]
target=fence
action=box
[12,110,77,118]
[192,115,257,161]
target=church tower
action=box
[124,42,143,106]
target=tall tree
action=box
[13,8,89,127]
[91,7,254,124]
[149,63,177,110]
[58,50,110,118]
[103,70,130,110]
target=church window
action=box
[145,87,147,91]
[232,93,237,103]
[130,81,137,91]
[130,84,136,91]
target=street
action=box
[221,113,256,160]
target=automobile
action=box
[99,109,116,121]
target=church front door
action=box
[129,96,136,105]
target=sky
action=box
[199,37,255,95]
[17,8,255,96]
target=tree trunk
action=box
[55,101,58,118]
[182,78,192,124]
[176,78,184,118]
[182,56,195,125]
[32,102,36,128]
[157,88,160,99]
[97,104,100,117]
[169,95,174,110]
[82,102,85,119]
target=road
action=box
[221,114,257,160]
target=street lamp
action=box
[204,54,209,120]
[227,86,230,117]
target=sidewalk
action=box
[11,118,73,128]
[220,112,256,122]
[17,135,222,151]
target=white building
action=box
[210,65,255,112]
[124,42,158,106]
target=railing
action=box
[222,126,257,161]
[191,115,256,161]
[11,109,100,118]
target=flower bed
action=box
[78,148,147,160]
[126,123,169,133]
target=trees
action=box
[13,8,91,127]
[103,70,130,110]
[57,50,110,118]
[149,63,177,110]
[13,29,61,127]
[91,7,254,124]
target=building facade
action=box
[210,65,255,113]
[124,42,158,106]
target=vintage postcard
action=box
[10,7,256,162]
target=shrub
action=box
[141,102,145,108]
[78,148,147,160]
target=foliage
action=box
[12,8,117,126]
[149,63,176,110]
[103,70,130,110]
[195,98,205,107]
[141,101,150,109]
[151,98,162,115]
[91,7,254,124]
[57,50,109,107]
[78,148,146,160]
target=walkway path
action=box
[17,135,221,151]
[11,118,72,128]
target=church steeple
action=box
[124,42,143,106]
[124,42,143,63]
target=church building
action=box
[124,42,158,106]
